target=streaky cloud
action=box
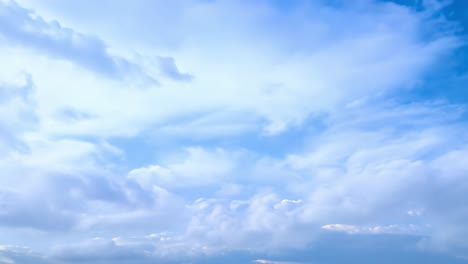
[0,0,157,83]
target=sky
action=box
[0,0,468,263]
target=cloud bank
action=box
[1,0,468,263]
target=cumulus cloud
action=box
[2,100,467,257]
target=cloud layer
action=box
[1,0,468,263]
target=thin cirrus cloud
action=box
[1,0,468,263]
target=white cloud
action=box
[0,0,459,138]
[0,245,46,264]
[0,256,14,264]
[0,0,468,261]
[321,224,424,235]
[0,0,155,82]
[128,147,240,189]
[185,193,313,250]
[255,259,303,264]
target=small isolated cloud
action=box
[321,224,424,235]
[254,259,303,264]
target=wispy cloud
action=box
[0,0,157,83]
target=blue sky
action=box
[1,0,468,263]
